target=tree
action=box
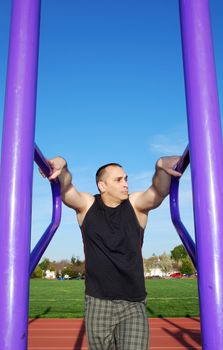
[31,265,43,278]
[144,253,174,275]
[71,256,85,277]
[144,254,159,273]
[159,253,174,274]
[39,258,50,271]
[171,244,196,274]
[62,265,76,278]
[180,257,196,275]
[54,259,70,273]
[171,245,187,262]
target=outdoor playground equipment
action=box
[0,0,223,349]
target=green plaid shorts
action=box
[85,294,149,350]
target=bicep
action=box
[62,185,94,213]
[130,187,164,213]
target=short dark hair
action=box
[95,163,122,186]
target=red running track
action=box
[28,318,201,350]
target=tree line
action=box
[31,244,196,279]
[144,244,196,276]
[31,256,85,279]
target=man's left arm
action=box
[130,156,181,214]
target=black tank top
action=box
[81,194,146,301]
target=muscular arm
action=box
[48,157,94,213]
[130,156,181,216]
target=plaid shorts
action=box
[85,294,149,350]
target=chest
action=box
[82,202,144,252]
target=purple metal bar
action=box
[179,1,223,348]
[170,146,196,267]
[34,144,52,178]
[30,145,62,275]
[0,1,40,349]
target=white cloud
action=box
[149,129,188,156]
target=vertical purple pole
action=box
[0,0,40,349]
[179,1,223,348]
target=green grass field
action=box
[29,278,200,318]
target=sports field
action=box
[29,278,199,318]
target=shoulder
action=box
[129,192,146,210]
[79,192,95,210]
[129,187,164,213]
[128,192,149,229]
[77,194,96,226]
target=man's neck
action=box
[100,194,122,208]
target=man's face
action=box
[99,166,129,202]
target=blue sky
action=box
[0,0,223,261]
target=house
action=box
[45,270,56,279]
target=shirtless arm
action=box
[130,156,181,226]
[47,157,94,216]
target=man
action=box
[47,156,181,349]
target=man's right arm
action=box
[47,157,94,213]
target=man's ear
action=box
[98,180,106,193]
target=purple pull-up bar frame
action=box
[179,1,223,348]
[30,144,62,276]
[0,0,223,349]
[0,0,41,349]
[170,146,196,267]
[0,1,61,349]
